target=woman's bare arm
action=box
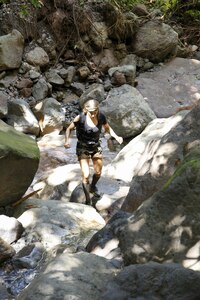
[64,115,80,148]
[103,123,123,144]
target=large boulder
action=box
[137,57,200,117]
[104,112,186,182]
[33,98,65,135]
[25,47,49,67]
[0,215,23,244]
[0,120,39,207]
[101,84,156,138]
[122,105,200,212]
[132,21,178,63]
[14,199,105,251]
[103,262,200,299]
[0,30,24,71]
[119,148,200,269]
[32,77,49,101]
[7,99,40,136]
[16,252,118,300]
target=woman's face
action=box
[88,110,98,118]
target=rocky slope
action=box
[0,1,200,299]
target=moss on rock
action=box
[163,147,200,190]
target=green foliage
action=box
[185,9,200,21]
[110,0,141,9]
[30,0,43,9]
[154,0,177,12]
[18,1,43,19]
[163,149,200,191]
[19,4,29,18]
[4,0,42,19]
[78,0,86,6]
[156,0,199,14]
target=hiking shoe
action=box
[90,186,101,198]
[86,200,92,206]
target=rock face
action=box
[119,148,200,269]
[122,105,200,212]
[102,262,200,300]
[16,252,118,300]
[0,3,199,298]
[15,199,105,251]
[137,57,200,117]
[0,120,40,207]
[104,112,185,182]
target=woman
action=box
[64,99,123,205]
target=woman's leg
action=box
[79,158,91,204]
[90,157,103,195]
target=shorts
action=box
[76,142,103,160]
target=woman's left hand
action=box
[64,142,70,148]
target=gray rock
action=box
[0,30,24,71]
[0,237,15,263]
[101,84,156,138]
[0,215,23,244]
[79,83,105,108]
[13,243,45,269]
[137,57,200,117]
[14,199,105,251]
[70,183,86,204]
[0,91,8,118]
[0,120,39,207]
[25,47,49,67]
[102,262,200,300]
[132,21,178,63]
[16,252,118,300]
[33,97,65,135]
[119,148,200,268]
[32,77,49,101]
[104,112,187,182]
[45,69,64,86]
[122,105,200,212]
[7,98,40,136]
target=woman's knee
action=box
[80,159,90,180]
[94,171,101,178]
[81,172,90,183]
[93,158,102,174]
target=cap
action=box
[84,99,99,112]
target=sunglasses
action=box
[88,110,98,114]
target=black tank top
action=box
[75,112,107,146]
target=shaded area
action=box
[119,147,200,268]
